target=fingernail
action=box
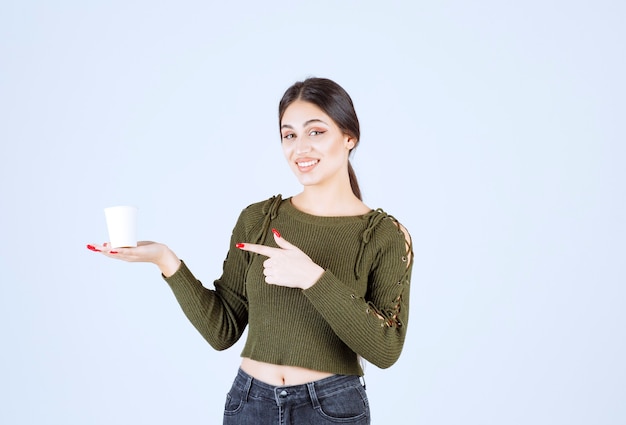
[236,243,245,249]
[110,250,118,254]
[272,228,281,238]
[86,244,101,252]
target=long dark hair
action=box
[278,77,362,200]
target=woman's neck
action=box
[291,186,370,217]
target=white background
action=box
[1,1,624,424]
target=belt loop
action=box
[243,375,253,402]
[306,382,320,409]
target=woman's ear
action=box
[345,136,357,150]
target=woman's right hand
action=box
[86,241,181,277]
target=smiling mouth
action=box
[297,159,319,168]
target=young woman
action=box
[87,77,413,424]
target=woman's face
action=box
[280,100,355,189]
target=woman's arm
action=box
[302,224,413,369]
[86,211,254,351]
[239,221,413,369]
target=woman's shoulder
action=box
[366,208,413,260]
[366,207,410,233]
[241,194,283,215]
[234,194,284,225]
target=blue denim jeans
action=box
[223,368,370,424]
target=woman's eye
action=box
[309,130,325,136]
[282,133,295,140]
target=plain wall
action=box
[1,1,624,423]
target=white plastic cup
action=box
[104,206,138,248]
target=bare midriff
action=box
[240,357,334,386]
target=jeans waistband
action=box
[232,368,363,406]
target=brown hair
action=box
[278,77,362,200]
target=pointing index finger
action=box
[236,243,280,257]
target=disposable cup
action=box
[104,206,138,248]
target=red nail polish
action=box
[272,228,281,238]
[110,250,118,254]
[86,244,101,252]
[236,243,245,249]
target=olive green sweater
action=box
[164,195,413,376]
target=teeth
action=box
[297,160,318,167]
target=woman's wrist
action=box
[302,264,325,290]
[156,244,181,277]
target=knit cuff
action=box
[303,269,354,310]
[162,260,196,289]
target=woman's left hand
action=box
[237,229,324,290]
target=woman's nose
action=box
[295,137,311,154]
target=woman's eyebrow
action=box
[304,119,328,127]
[281,119,329,130]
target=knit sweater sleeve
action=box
[303,222,413,369]
[162,209,254,351]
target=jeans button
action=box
[279,390,288,397]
